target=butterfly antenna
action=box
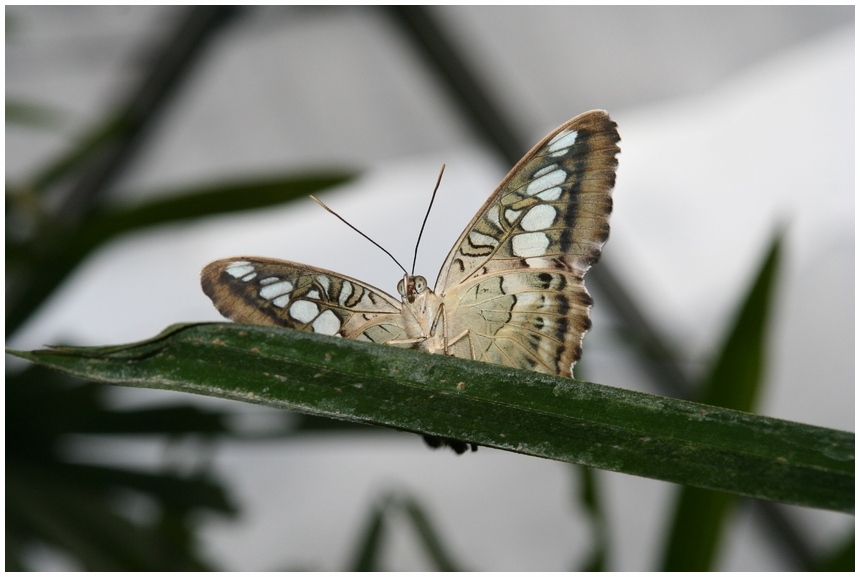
[411,164,445,275]
[310,195,409,276]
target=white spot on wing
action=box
[547,130,578,153]
[307,289,320,300]
[316,276,330,293]
[537,188,563,201]
[487,205,501,228]
[226,263,254,278]
[521,204,557,231]
[241,272,257,281]
[533,163,559,178]
[313,310,341,335]
[512,232,550,257]
[469,230,499,248]
[526,168,566,196]
[501,273,531,293]
[260,280,293,300]
[290,300,318,323]
[260,277,280,285]
[510,289,546,309]
[273,294,290,308]
[339,281,354,306]
[505,208,522,224]
[525,257,553,268]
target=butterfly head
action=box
[397,274,428,304]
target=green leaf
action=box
[9,322,853,513]
[661,233,785,570]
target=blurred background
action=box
[6,6,853,571]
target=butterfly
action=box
[202,110,620,451]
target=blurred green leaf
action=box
[9,322,853,513]
[84,172,354,234]
[6,100,65,130]
[5,364,238,571]
[7,365,230,441]
[6,172,354,337]
[812,530,854,571]
[399,495,461,571]
[575,466,608,571]
[348,493,462,571]
[661,234,783,570]
[349,498,387,571]
[27,114,126,194]
[7,462,214,571]
[697,234,781,411]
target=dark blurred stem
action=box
[59,6,239,224]
[751,499,814,568]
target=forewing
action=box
[201,257,409,344]
[436,110,620,376]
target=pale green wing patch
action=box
[443,270,593,377]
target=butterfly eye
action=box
[413,276,427,293]
[396,278,407,296]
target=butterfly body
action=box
[389,274,448,354]
[202,110,620,380]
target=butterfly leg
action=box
[445,329,478,360]
[434,304,478,361]
[385,336,428,346]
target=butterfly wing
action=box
[201,258,410,344]
[435,110,620,376]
